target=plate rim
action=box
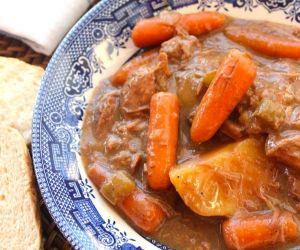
[32,1,113,248]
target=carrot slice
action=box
[225,26,300,58]
[132,17,175,48]
[222,210,300,250]
[111,48,159,86]
[178,12,225,36]
[147,92,179,190]
[190,49,256,143]
[88,166,167,233]
[118,190,166,233]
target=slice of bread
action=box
[0,125,42,250]
[0,57,44,144]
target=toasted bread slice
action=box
[0,125,42,250]
[0,57,44,144]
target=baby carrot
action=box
[88,166,167,233]
[147,92,179,190]
[132,17,175,48]
[190,49,256,143]
[88,166,112,187]
[132,12,226,48]
[222,210,300,250]
[111,48,159,86]
[178,12,225,36]
[225,26,300,58]
[118,190,166,233]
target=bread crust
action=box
[0,125,42,250]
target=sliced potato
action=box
[170,138,276,217]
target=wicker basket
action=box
[0,34,50,68]
[0,33,72,249]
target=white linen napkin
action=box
[0,0,95,55]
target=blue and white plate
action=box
[32,0,300,249]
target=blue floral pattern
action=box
[257,0,294,11]
[231,0,258,11]
[32,0,300,249]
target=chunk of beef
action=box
[238,68,300,134]
[120,51,172,116]
[111,150,133,167]
[97,91,119,138]
[126,119,148,132]
[266,131,300,170]
[110,150,142,174]
[220,120,244,140]
[104,118,148,174]
[113,119,148,136]
[160,34,200,63]
[120,67,156,115]
[104,134,122,154]
[254,72,297,106]
[154,52,171,91]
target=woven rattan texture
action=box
[40,198,72,250]
[0,34,50,68]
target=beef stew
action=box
[81,11,300,250]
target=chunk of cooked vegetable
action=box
[100,171,136,205]
[176,73,199,107]
[190,49,256,143]
[202,70,216,88]
[254,99,285,130]
[222,209,300,250]
[169,138,275,217]
[88,166,167,233]
[147,92,179,190]
[225,26,300,58]
[111,48,159,86]
[132,11,225,48]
